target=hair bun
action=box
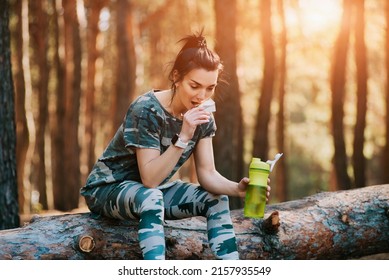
[198,37,207,48]
[179,29,208,51]
[168,29,223,93]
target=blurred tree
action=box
[0,0,20,229]
[275,0,288,202]
[139,0,175,90]
[10,0,29,213]
[53,0,82,211]
[214,0,244,209]
[29,0,49,210]
[84,0,108,173]
[50,0,67,211]
[110,0,136,136]
[384,0,389,184]
[253,0,275,161]
[330,0,352,190]
[352,0,368,188]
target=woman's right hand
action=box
[179,107,210,142]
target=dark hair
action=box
[168,30,224,93]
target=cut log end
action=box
[262,211,280,234]
[78,235,95,253]
[341,213,349,224]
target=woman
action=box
[80,31,271,260]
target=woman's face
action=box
[175,68,218,111]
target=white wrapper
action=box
[200,99,216,113]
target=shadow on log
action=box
[0,185,388,259]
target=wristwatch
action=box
[171,134,188,149]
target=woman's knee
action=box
[134,187,164,213]
[208,193,229,206]
[203,193,231,215]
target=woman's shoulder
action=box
[132,90,156,106]
[129,91,159,111]
[126,90,167,121]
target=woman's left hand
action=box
[237,177,271,202]
[237,177,250,197]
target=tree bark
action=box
[0,0,20,230]
[0,185,388,259]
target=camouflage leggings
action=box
[83,180,239,260]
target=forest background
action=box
[2,0,389,227]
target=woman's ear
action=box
[172,70,180,85]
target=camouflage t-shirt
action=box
[81,90,216,191]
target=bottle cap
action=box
[250,158,270,172]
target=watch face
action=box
[171,134,179,145]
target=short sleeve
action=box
[122,97,162,151]
[200,114,217,138]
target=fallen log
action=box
[0,185,388,260]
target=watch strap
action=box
[171,134,188,149]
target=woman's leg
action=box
[162,181,239,260]
[85,183,166,260]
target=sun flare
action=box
[286,0,342,35]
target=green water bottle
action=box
[244,158,270,218]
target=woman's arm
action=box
[193,137,248,197]
[136,107,211,188]
[194,137,271,199]
[136,145,185,188]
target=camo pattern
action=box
[81,90,216,191]
[82,180,239,260]
[81,90,239,260]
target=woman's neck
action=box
[155,89,185,118]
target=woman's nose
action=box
[197,89,206,100]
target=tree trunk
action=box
[352,0,368,188]
[138,0,176,89]
[83,0,107,174]
[110,0,136,137]
[54,0,82,211]
[10,0,29,214]
[0,0,20,230]
[29,0,49,210]
[384,0,389,184]
[275,0,288,202]
[330,0,352,190]
[1,185,388,259]
[253,0,275,160]
[214,0,244,210]
[50,0,66,212]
